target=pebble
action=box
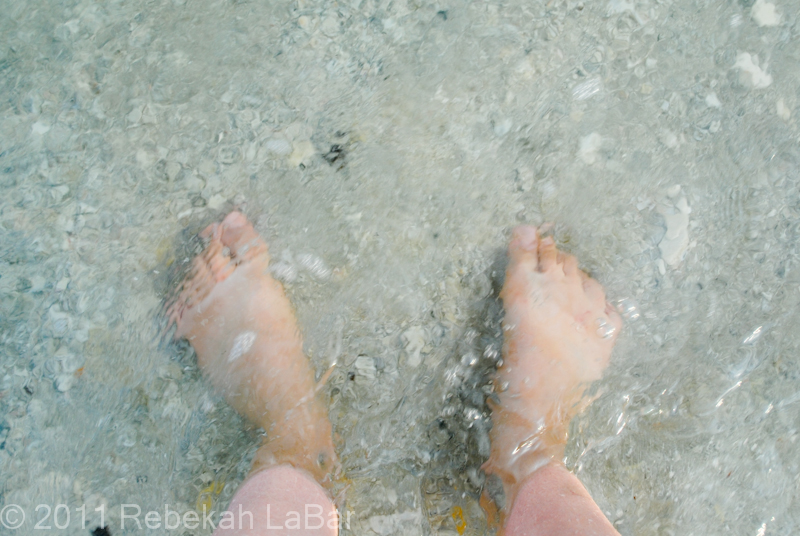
[217,146,239,164]
[776,99,791,121]
[659,130,679,149]
[297,15,317,32]
[28,275,46,293]
[367,510,423,535]
[572,77,602,100]
[402,326,426,368]
[657,186,691,267]
[270,261,298,283]
[288,139,316,167]
[56,348,83,373]
[185,173,205,192]
[354,355,378,382]
[27,399,47,418]
[166,161,181,181]
[55,374,75,392]
[705,93,721,108]
[578,132,603,164]
[207,194,227,210]
[31,121,51,135]
[751,0,781,27]
[734,53,772,89]
[493,118,513,137]
[657,258,666,275]
[51,184,70,203]
[297,253,331,280]
[48,305,73,337]
[127,105,143,124]
[320,17,340,37]
[264,138,292,156]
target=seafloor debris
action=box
[657,185,691,267]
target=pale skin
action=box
[487,226,621,536]
[170,212,621,536]
[168,211,337,484]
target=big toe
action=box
[507,225,539,271]
[219,212,269,260]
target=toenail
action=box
[541,236,555,247]
[224,212,247,228]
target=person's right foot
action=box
[484,225,622,508]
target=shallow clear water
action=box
[1,0,799,534]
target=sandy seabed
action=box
[1,0,799,534]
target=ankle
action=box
[251,434,337,486]
[487,413,569,511]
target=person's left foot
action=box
[168,212,337,482]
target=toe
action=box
[219,212,269,260]
[560,252,579,277]
[222,211,248,228]
[507,225,539,271]
[538,236,558,271]
[202,237,225,264]
[199,222,219,239]
[582,277,607,308]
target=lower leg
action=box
[169,212,338,535]
[485,226,621,536]
[217,466,337,535]
[505,464,616,536]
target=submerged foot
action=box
[168,212,337,482]
[485,225,621,507]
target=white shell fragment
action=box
[578,132,603,165]
[354,355,377,382]
[402,326,426,368]
[297,253,332,280]
[734,53,773,89]
[264,138,292,156]
[657,186,691,267]
[751,0,781,27]
[572,77,602,101]
[288,139,316,167]
[776,99,791,121]
[705,93,721,108]
[55,374,75,392]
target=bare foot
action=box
[484,225,622,509]
[168,212,337,483]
